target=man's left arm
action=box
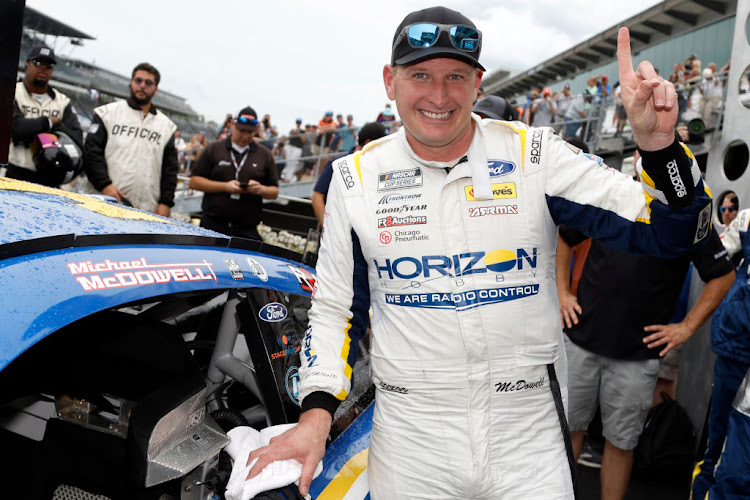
[547,28,712,256]
[642,271,733,356]
[643,228,735,356]
[55,102,84,147]
[11,100,50,143]
[157,134,179,217]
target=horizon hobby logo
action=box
[465,182,517,201]
[373,248,539,280]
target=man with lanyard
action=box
[247,7,711,498]
[189,106,278,241]
[6,46,83,186]
[84,62,178,216]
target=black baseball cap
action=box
[28,46,56,63]
[235,106,259,131]
[391,6,484,70]
[358,122,386,147]
[473,96,514,121]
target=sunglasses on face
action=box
[720,206,738,214]
[133,77,155,87]
[236,114,258,126]
[31,60,55,69]
[394,22,481,53]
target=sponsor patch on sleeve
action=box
[694,203,711,243]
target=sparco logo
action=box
[530,129,543,164]
[495,377,545,393]
[379,193,422,204]
[339,159,355,189]
[379,382,408,394]
[666,159,687,198]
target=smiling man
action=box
[84,63,178,216]
[247,6,713,498]
[6,46,83,186]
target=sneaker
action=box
[578,443,603,468]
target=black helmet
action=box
[32,131,83,187]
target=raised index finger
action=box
[617,27,634,83]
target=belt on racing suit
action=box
[548,363,579,499]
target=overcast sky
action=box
[27,0,661,133]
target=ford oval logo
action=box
[259,302,287,322]
[487,160,516,177]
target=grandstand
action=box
[19,6,216,138]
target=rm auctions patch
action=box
[378,168,422,191]
[465,182,517,201]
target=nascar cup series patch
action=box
[378,168,422,191]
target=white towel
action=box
[224,424,323,500]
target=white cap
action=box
[702,68,713,78]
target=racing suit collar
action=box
[126,97,158,115]
[22,81,55,99]
[395,113,493,199]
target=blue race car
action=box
[0,178,373,500]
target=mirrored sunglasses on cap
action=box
[394,22,481,53]
[236,114,258,126]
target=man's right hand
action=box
[101,183,125,203]
[559,290,582,329]
[246,408,331,496]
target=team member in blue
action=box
[693,208,750,500]
[707,367,750,499]
[248,6,712,498]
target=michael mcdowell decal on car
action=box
[67,257,216,291]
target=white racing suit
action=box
[300,115,711,499]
